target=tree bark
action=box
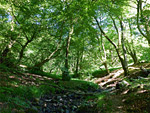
[75,50,80,77]
[0,46,9,64]
[0,38,16,64]
[126,40,138,64]
[97,33,110,74]
[18,30,37,63]
[119,18,128,76]
[101,37,110,74]
[62,24,73,81]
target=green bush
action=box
[92,67,121,78]
[92,70,107,78]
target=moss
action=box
[58,79,99,91]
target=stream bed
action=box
[32,89,102,113]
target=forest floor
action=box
[0,65,102,113]
[94,62,150,113]
[0,62,150,113]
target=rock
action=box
[36,89,97,113]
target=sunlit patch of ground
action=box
[95,69,124,88]
[0,71,53,88]
[95,63,150,88]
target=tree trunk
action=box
[0,46,9,64]
[18,31,36,63]
[18,42,29,62]
[95,17,128,76]
[101,39,110,74]
[0,39,16,64]
[131,52,138,64]
[126,41,138,64]
[137,0,150,46]
[120,19,128,76]
[62,25,73,81]
[75,51,80,77]
[29,21,64,70]
[97,30,110,74]
[128,20,139,64]
[31,48,60,69]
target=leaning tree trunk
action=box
[18,31,36,63]
[126,41,138,64]
[110,15,128,76]
[31,47,60,69]
[95,17,128,76]
[30,22,64,71]
[137,0,150,46]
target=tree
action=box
[93,0,130,76]
[125,19,138,64]
[137,0,150,45]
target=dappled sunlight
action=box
[24,73,52,80]
[121,89,130,95]
[112,70,124,78]
[95,69,124,88]
[117,106,123,109]
[137,90,147,94]
[100,78,121,87]
[107,82,116,87]
[128,67,140,69]
[11,84,19,87]
[0,70,53,87]
[9,76,16,79]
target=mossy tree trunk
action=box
[62,24,73,81]
[119,18,128,76]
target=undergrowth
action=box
[92,67,121,78]
[28,69,61,79]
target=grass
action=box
[58,79,99,91]
[0,86,34,112]
[0,83,59,112]
[0,64,60,112]
[77,92,113,113]
[91,67,121,78]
